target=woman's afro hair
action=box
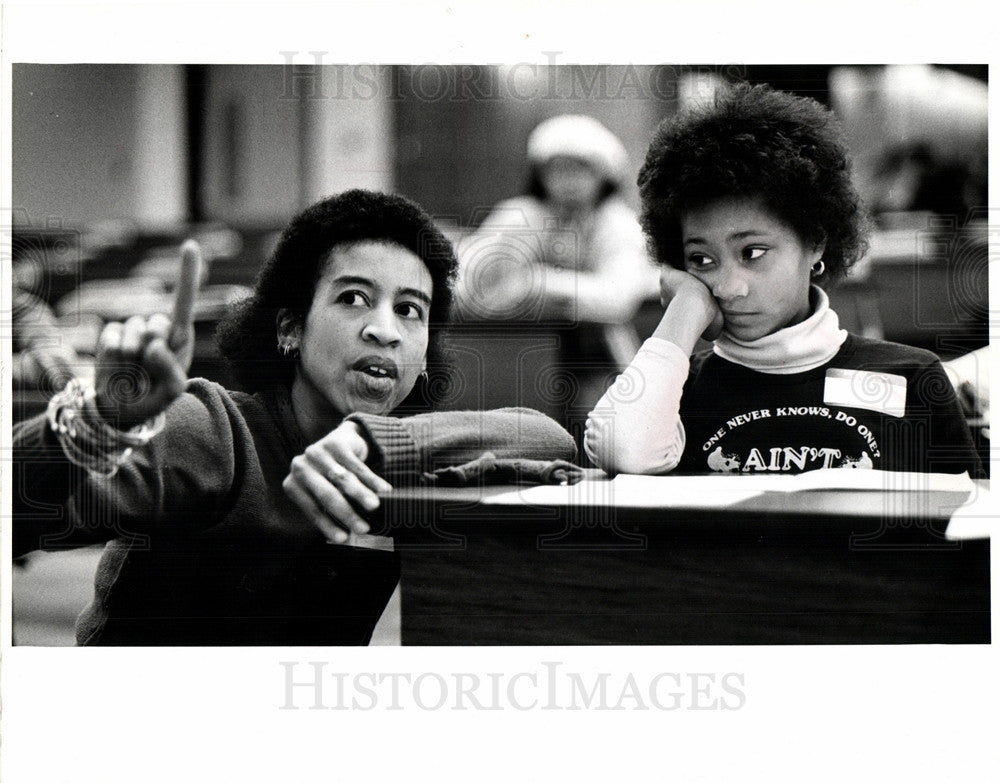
[637,82,869,282]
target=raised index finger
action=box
[169,239,203,350]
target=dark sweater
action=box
[12,379,577,645]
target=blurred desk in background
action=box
[379,473,991,645]
[827,222,989,358]
[434,327,617,407]
[432,324,623,454]
[11,312,240,425]
[10,222,277,424]
[628,222,989,360]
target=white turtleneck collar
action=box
[712,286,848,375]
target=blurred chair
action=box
[55,239,252,323]
[942,347,990,475]
[51,235,253,394]
[826,253,884,340]
[942,347,990,430]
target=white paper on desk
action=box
[483,474,764,508]
[789,468,975,493]
[689,468,974,493]
[483,469,976,509]
[946,486,995,540]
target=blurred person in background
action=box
[12,189,580,646]
[456,113,653,335]
[11,261,83,389]
[869,142,984,222]
[454,115,656,453]
[10,233,99,392]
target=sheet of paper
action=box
[789,468,975,492]
[483,470,977,508]
[946,486,995,540]
[484,474,764,508]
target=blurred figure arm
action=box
[454,198,655,324]
[11,282,82,388]
[538,201,655,324]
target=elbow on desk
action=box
[583,419,677,476]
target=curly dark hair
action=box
[637,82,869,283]
[216,189,458,394]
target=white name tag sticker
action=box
[823,368,907,418]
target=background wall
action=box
[393,64,676,225]
[13,63,987,232]
[12,64,187,228]
[9,62,989,359]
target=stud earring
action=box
[811,260,826,278]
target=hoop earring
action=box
[811,260,826,278]
[278,340,299,358]
[420,370,429,381]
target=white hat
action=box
[526,114,629,184]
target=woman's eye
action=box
[743,247,768,262]
[338,290,369,307]
[685,254,713,268]
[396,302,425,320]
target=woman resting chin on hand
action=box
[585,84,983,480]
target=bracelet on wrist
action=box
[46,378,166,477]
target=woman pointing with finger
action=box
[13,190,580,646]
[90,239,202,430]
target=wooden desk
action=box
[374,476,990,645]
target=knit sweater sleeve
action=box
[584,337,689,475]
[346,407,578,481]
[11,380,248,557]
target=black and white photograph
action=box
[1,2,996,781]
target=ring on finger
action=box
[328,462,348,481]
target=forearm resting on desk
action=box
[584,337,689,474]
[350,407,579,481]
